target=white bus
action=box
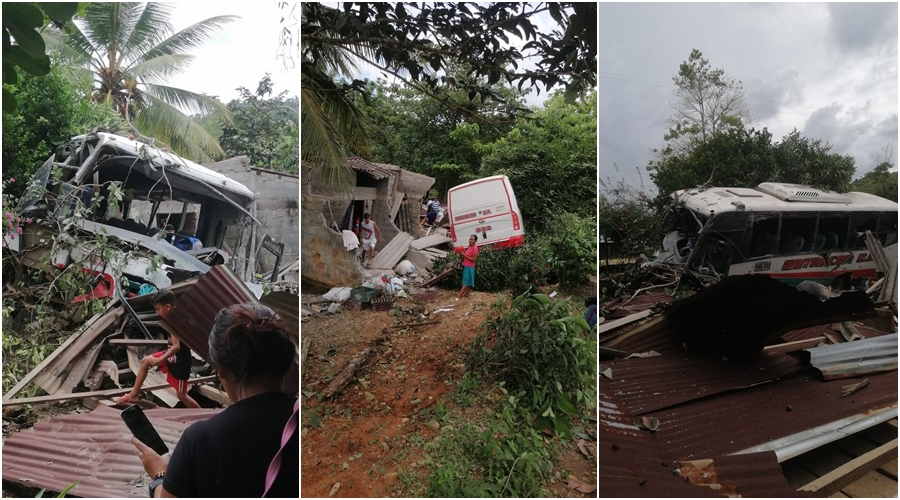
[447,175,525,253]
[653,182,898,288]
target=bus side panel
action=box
[727,249,884,285]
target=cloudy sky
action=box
[165,2,299,105]
[599,2,899,194]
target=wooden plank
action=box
[410,234,451,251]
[126,342,179,408]
[596,309,654,335]
[369,232,415,270]
[602,314,667,348]
[840,470,898,498]
[829,492,850,498]
[865,231,891,275]
[799,439,899,497]
[4,375,217,406]
[193,384,231,407]
[782,460,822,490]
[4,303,123,402]
[764,336,827,353]
[877,458,898,481]
[108,339,169,346]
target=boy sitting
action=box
[116,289,199,408]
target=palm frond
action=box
[135,93,225,162]
[80,2,134,70]
[142,83,233,123]
[42,30,91,66]
[133,16,238,67]
[122,3,174,61]
[126,54,194,83]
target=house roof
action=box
[346,156,394,180]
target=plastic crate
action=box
[371,296,394,312]
[346,299,367,311]
[350,286,380,303]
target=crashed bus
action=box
[653,182,898,288]
[4,132,260,298]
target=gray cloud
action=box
[827,3,898,54]
[600,3,898,193]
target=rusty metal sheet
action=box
[802,334,898,380]
[603,292,675,318]
[781,322,892,343]
[606,350,808,416]
[259,290,299,342]
[162,264,256,359]
[2,406,220,497]
[679,451,811,498]
[347,156,393,180]
[643,369,898,461]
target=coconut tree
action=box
[44,3,236,162]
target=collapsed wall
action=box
[300,193,363,288]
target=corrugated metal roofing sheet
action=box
[781,322,893,343]
[679,451,812,498]
[162,264,256,359]
[606,350,807,416]
[347,157,393,180]
[603,292,675,318]
[802,334,898,380]
[2,406,220,497]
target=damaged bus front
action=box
[5,132,258,297]
[653,183,898,288]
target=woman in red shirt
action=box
[458,235,479,300]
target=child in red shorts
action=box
[116,289,199,408]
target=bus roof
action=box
[673,183,898,217]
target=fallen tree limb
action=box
[383,320,441,330]
[322,348,374,398]
[3,375,217,407]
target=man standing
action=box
[359,213,381,269]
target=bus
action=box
[447,175,525,252]
[652,182,898,288]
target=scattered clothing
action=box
[342,230,360,251]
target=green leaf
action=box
[3,59,16,84]
[5,46,51,76]
[2,86,17,114]
[3,3,46,58]
[39,3,79,24]
[556,394,577,416]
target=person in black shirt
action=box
[116,289,200,408]
[131,302,299,498]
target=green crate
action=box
[350,286,380,303]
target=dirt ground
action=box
[300,287,597,498]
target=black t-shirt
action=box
[163,392,299,498]
[165,337,192,380]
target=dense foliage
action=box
[852,161,898,202]
[2,66,127,196]
[649,127,856,197]
[217,75,299,174]
[467,292,595,436]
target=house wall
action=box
[300,193,362,287]
[206,157,299,281]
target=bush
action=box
[433,242,552,296]
[542,211,596,288]
[466,292,595,436]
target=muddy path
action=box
[300,288,596,498]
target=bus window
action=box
[848,213,878,249]
[750,217,779,257]
[779,215,817,254]
[817,215,850,251]
[707,213,753,264]
[877,212,898,246]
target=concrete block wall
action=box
[301,193,362,287]
[206,157,300,278]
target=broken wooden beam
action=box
[322,348,374,398]
[3,302,123,402]
[762,336,827,353]
[3,375,218,407]
[193,384,231,406]
[798,438,898,497]
[596,309,654,335]
[601,314,667,348]
[382,320,440,330]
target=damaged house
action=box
[301,157,435,288]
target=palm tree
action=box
[44,3,237,162]
[301,3,371,189]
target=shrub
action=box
[466,292,595,436]
[433,242,552,296]
[542,211,596,288]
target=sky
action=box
[164,2,299,105]
[599,2,899,194]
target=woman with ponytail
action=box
[131,303,299,498]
